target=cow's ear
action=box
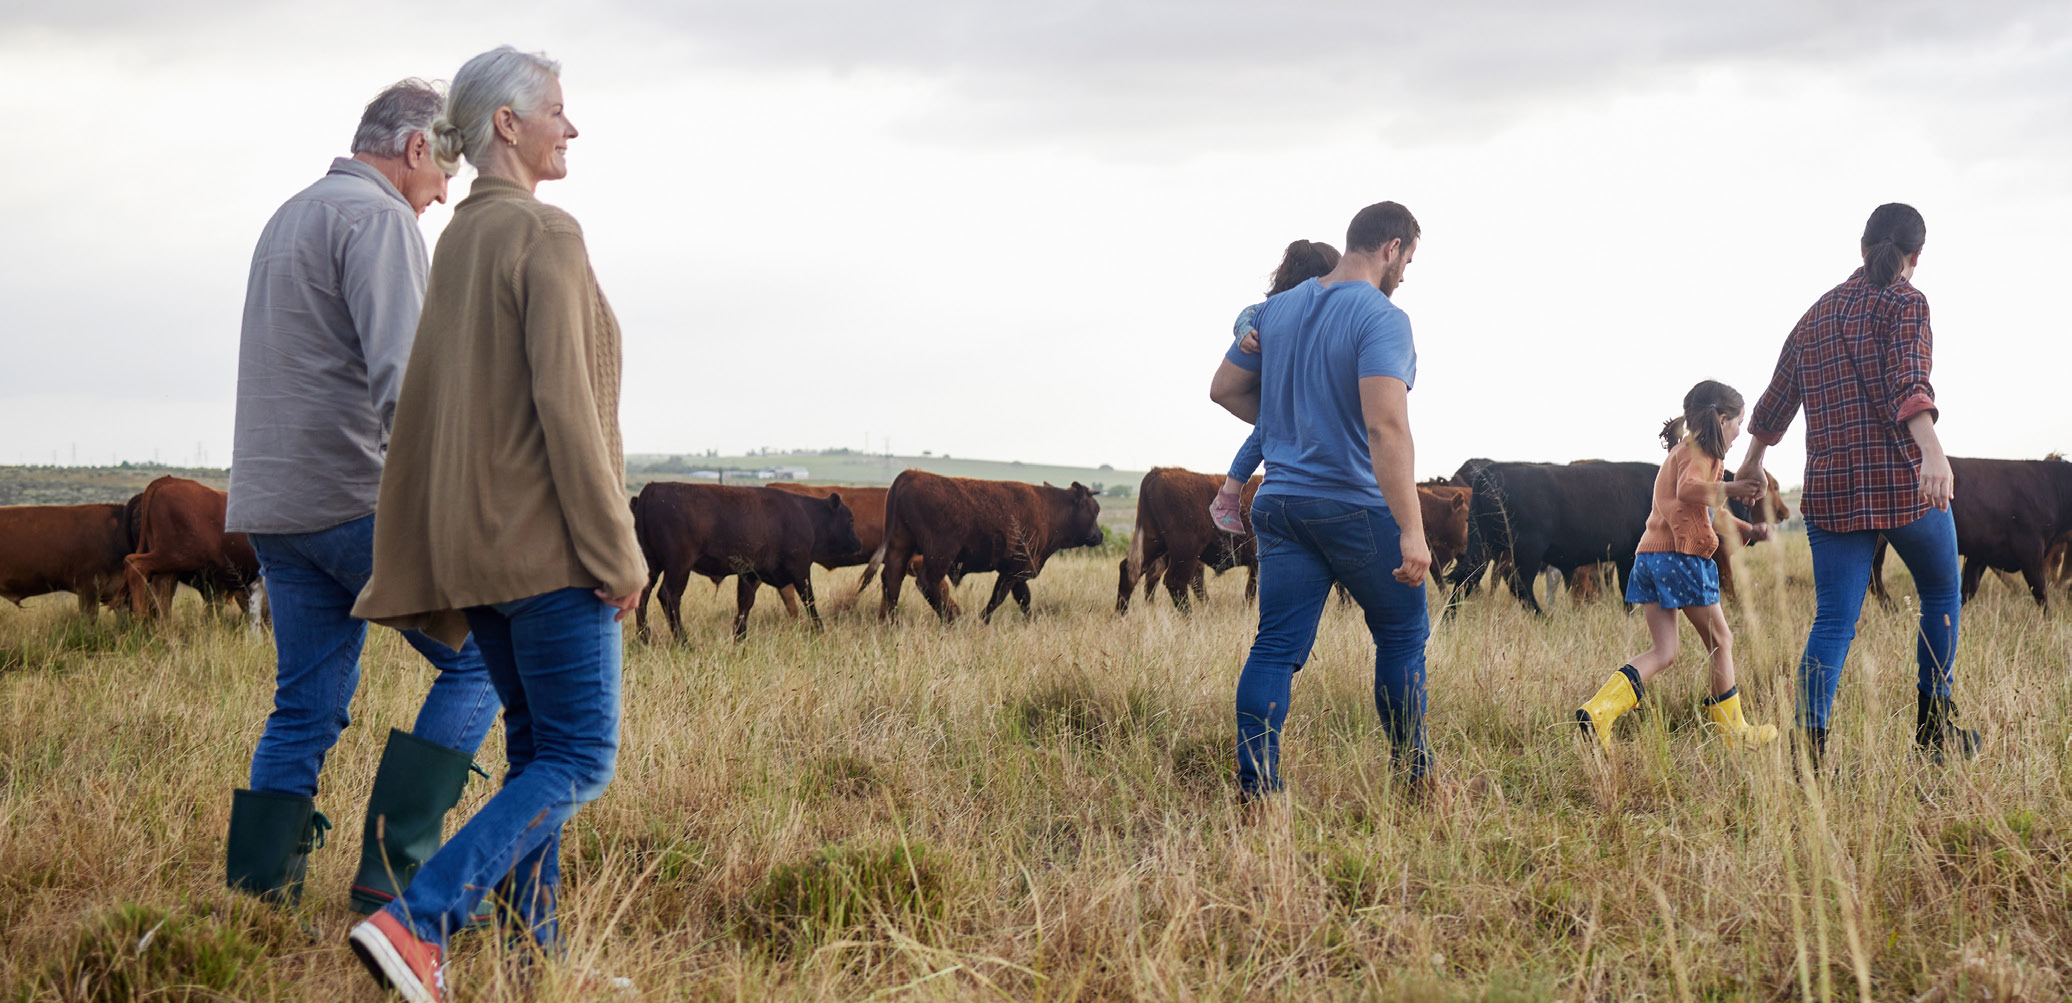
[826,493,842,509]
[1450,494,1468,512]
[1071,481,1088,494]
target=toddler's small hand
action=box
[1239,328,1260,354]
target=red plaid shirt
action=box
[1749,268,1939,533]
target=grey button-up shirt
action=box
[227,158,428,534]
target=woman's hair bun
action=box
[429,117,467,174]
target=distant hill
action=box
[627,450,1147,496]
[0,465,229,506]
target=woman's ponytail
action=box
[1860,203,1926,287]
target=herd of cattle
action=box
[4,457,2071,639]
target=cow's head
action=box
[1058,481,1104,548]
[814,493,864,561]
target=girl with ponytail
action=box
[1735,202,1975,771]
[1577,380,1780,752]
[1209,239,1341,532]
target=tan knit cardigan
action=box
[353,175,643,648]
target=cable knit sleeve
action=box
[517,219,646,598]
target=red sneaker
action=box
[349,910,445,1003]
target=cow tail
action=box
[1457,463,1509,588]
[857,478,902,597]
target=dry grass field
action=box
[1,532,2067,1001]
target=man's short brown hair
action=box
[1345,201,1420,255]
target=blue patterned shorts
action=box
[1624,551,1720,609]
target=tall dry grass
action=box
[1,533,2066,1001]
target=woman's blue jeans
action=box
[247,514,499,798]
[1227,427,1265,482]
[387,587,622,950]
[1798,507,1961,729]
[1236,494,1431,794]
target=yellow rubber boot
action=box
[1576,668,1641,751]
[1704,689,1778,749]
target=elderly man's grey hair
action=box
[431,46,561,174]
[351,78,445,159]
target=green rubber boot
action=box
[226,788,330,906]
[349,729,482,915]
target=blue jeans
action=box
[248,515,499,798]
[1236,494,1431,793]
[1228,427,1265,482]
[1798,507,1961,729]
[388,587,623,949]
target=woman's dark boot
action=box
[349,729,480,915]
[226,789,330,905]
[1791,726,1830,776]
[1916,691,1981,764]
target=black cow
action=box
[1868,456,2072,608]
[1446,459,1656,614]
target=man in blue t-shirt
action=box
[1209,200,1433,796]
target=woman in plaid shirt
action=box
[1733,203,1979,768]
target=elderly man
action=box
[224,78,500,913]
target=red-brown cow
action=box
[123,476,262,619]
[1116,468,1259,615]
[631,482,861,642]
[871,470,1103,623]
[764,483,900,614]
[1419,485,1472,574]
[0,503,133,615]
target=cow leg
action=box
[75,584,98,618]
[795,571,824,628]
[1614,556,1635,612]
[1190,565,1210,605]
[1508,549,1545,615]
[916,558,958,623]
[1011,579,1033,618]
[879,545,911,620]
[1163,554,1202,614]
[1958,559,1985,605]
[1115,557,1137,615]
[660,567,692,642]
[636,568,661,642]
[1244,555,1259,606]
[2019,553,2049,608]
[733,575,759,640]
[777,584,802,618]
[1714,554,1736,607]
[1868,536,1894,610]
[980,574,1017,624]
[1142,554,1166,603]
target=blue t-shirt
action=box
[1224,279,1416,508]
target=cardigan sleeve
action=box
[519,223,647,598]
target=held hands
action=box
[596,588,641,623]
[1239,328,1260,355]
[1395,532,1433,585]
[1741,523,1773,544]
[1918,453,1955,510]
[1723,477,1766,503]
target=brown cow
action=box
[764,483,904,615]
[123,476,263,619]
[0,503,133,615]
[872,470,1103,623]
[631,482,861,641]
[1116,469,1259,615]
[1869,456,2072,608]
[1419,485,1472,574]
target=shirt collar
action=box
[457,173,535,208]
[326,157,409,210]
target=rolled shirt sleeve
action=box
[1356,307,1416,388]
[1886,294,1938,425]
[519,224,647,598]
[339,208,427,441]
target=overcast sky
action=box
[2,1,2067,485]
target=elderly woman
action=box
[1733,202,1978,770]
[347,46,643,1001]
